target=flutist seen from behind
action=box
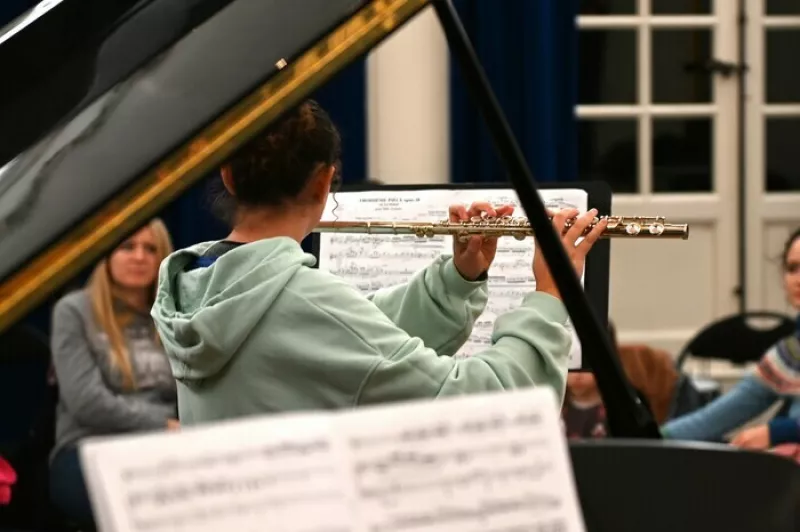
[150,99,607,424]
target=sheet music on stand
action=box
[80,388,586,532]
[318,188,587,369]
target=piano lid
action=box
[0,0,237,169]
[0,0,430,333]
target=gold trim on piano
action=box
[0,0,431,334]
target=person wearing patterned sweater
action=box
[662,229,800,448]
[729,339,800,450]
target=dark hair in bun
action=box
[211,99,341,222]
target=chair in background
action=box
[616,344,679,425]
[676,311,795,369]
[674,311,796,408]
[665,373,717,422]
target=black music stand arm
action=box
[431,0,660,439]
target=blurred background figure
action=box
[662,229,800,448]
[48,219,178,528]
[562,369,608,439]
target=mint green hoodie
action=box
[151,237,572,425]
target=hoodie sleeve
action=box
[50,297,175,432]
[291,273,572,406]
[365,256,488,357]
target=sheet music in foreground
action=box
[318,188,587,368]
[79,388,586,532]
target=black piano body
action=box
[0,2,797,531]
[570,440,799,532]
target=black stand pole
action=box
[431,0,660,439]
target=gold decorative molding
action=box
[0,0,431,333]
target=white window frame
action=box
[744,1,800,311]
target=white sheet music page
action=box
[339,388,586,532]
[318,188,588,369]
[80,413,350,532]
[319,190,453,291]
[79,389,586,532]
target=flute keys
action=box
[313,214,687,240]
[625,223,641,235]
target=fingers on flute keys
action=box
[578,212,608,251]
[448,204,469,223]
[449,202,514,223]
[551,208,577,238]
[471,201,496,218]
[494,204,514,218]
[564,208,597,245]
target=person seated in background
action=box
[661,228,800,448]
[562,321,681,438]
[149,99,607,428]
[561,369,607,439]
[49,219,178,528]
[561,322,616,439]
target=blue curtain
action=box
[450,0,578,184]
[313,60,367,185]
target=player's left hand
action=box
[449,201,514,281]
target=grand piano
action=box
[0,1,797,531]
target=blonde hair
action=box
[87,218,173,390]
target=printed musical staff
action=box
[334,391,584,532]
[79,388,586,532]
[80,416,355,532]
[120,439,331,481]
[364,494,564,532]
[130,490,345,532]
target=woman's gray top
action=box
[50,289,177,458]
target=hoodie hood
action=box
[151,237,314,381]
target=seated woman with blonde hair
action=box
[49,219,178,528]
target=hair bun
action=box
[220,100,342,212]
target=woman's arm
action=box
[661,374,781,442]
[51,297,174,432]
[284,270,572,406]
[365,256,488,358]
